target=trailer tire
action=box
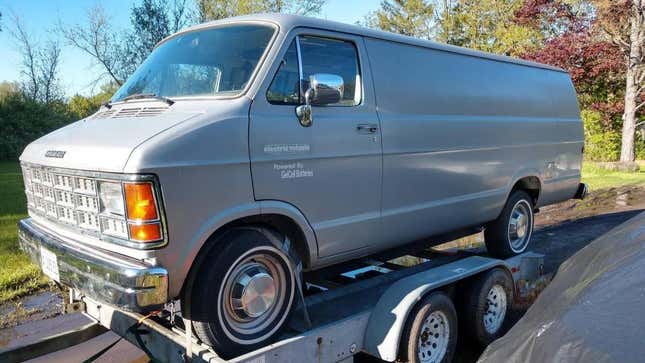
[399,292,457,363]
[485,190,534,258]
[463,268,513,346]
[188,227,298,359]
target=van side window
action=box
[267,40,300,105]
[299,36,361,106]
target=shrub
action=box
[636,129,645,160]
[584,131,622,161]
[581,109,622,161]
[0,93,74,161]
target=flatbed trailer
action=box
[1,248,547,363]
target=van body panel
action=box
[250,29,383,259]
[364,37,583,245]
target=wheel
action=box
[399,292,458,363]
[485,190,534,258]
[463,268,513,346]
[187,227,297,359]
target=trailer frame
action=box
[0,249,547,363]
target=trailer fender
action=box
[364,256,508,361]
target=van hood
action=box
[20,109,201,172]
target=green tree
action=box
[438,0,543,56]
[68,83,118,119]
[0,91,73,160]
[61,1,193,86]
[123,0,171,76]
[124,0,193,76]
[197,0,326,21]
[364,0,436,38]
[365,0,542,57]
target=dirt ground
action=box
[1,184,644,362]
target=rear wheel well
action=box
[181,214,311,303]
[512,176,541,206]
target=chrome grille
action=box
[21,164,127,240]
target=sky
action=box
[0,0,380,97]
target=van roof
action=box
[167,13,566,74]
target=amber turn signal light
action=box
[124,182,158,221]
[129,223,162,242]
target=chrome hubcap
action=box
[483,284,507,334]
[417,311,450,363]
[231,264,277,319]
[219,247,293,344]
[508,200,532,252]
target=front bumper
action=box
[18,218,168,311]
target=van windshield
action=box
[111,24,275,102]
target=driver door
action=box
[249,30,383,261]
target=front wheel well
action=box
[511,176,541,206]
[225,214,312,268]
[180,214,311,305]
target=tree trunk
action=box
[621,70,638,162]
[620,0,643,162]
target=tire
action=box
[485,190,534,258]
[463,268,513,346]
[399,292,458,363]
[187,227,298,359]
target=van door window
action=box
[267,40,300,105]
[299,36,361,106]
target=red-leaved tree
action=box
[519,0,642,160]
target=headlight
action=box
[99,182,125,216]
[100,181,163,243]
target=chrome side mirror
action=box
[296,73,344,127]
[296,98,313,127]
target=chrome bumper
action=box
[18,218,168,311]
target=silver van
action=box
[17,14,586,357]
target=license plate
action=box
[40,246,60,282]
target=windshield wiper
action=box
[121,93,175,106]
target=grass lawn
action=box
[0,162,48,303]
[581,161,645,190]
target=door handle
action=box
[357,124,379,133]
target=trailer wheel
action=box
[464,268,513,346]
[399,292,457,363]
[188,227,297,359]
[485,190,534,258]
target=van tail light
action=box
[124,182,162,242]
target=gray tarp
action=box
[479,211,645,363]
